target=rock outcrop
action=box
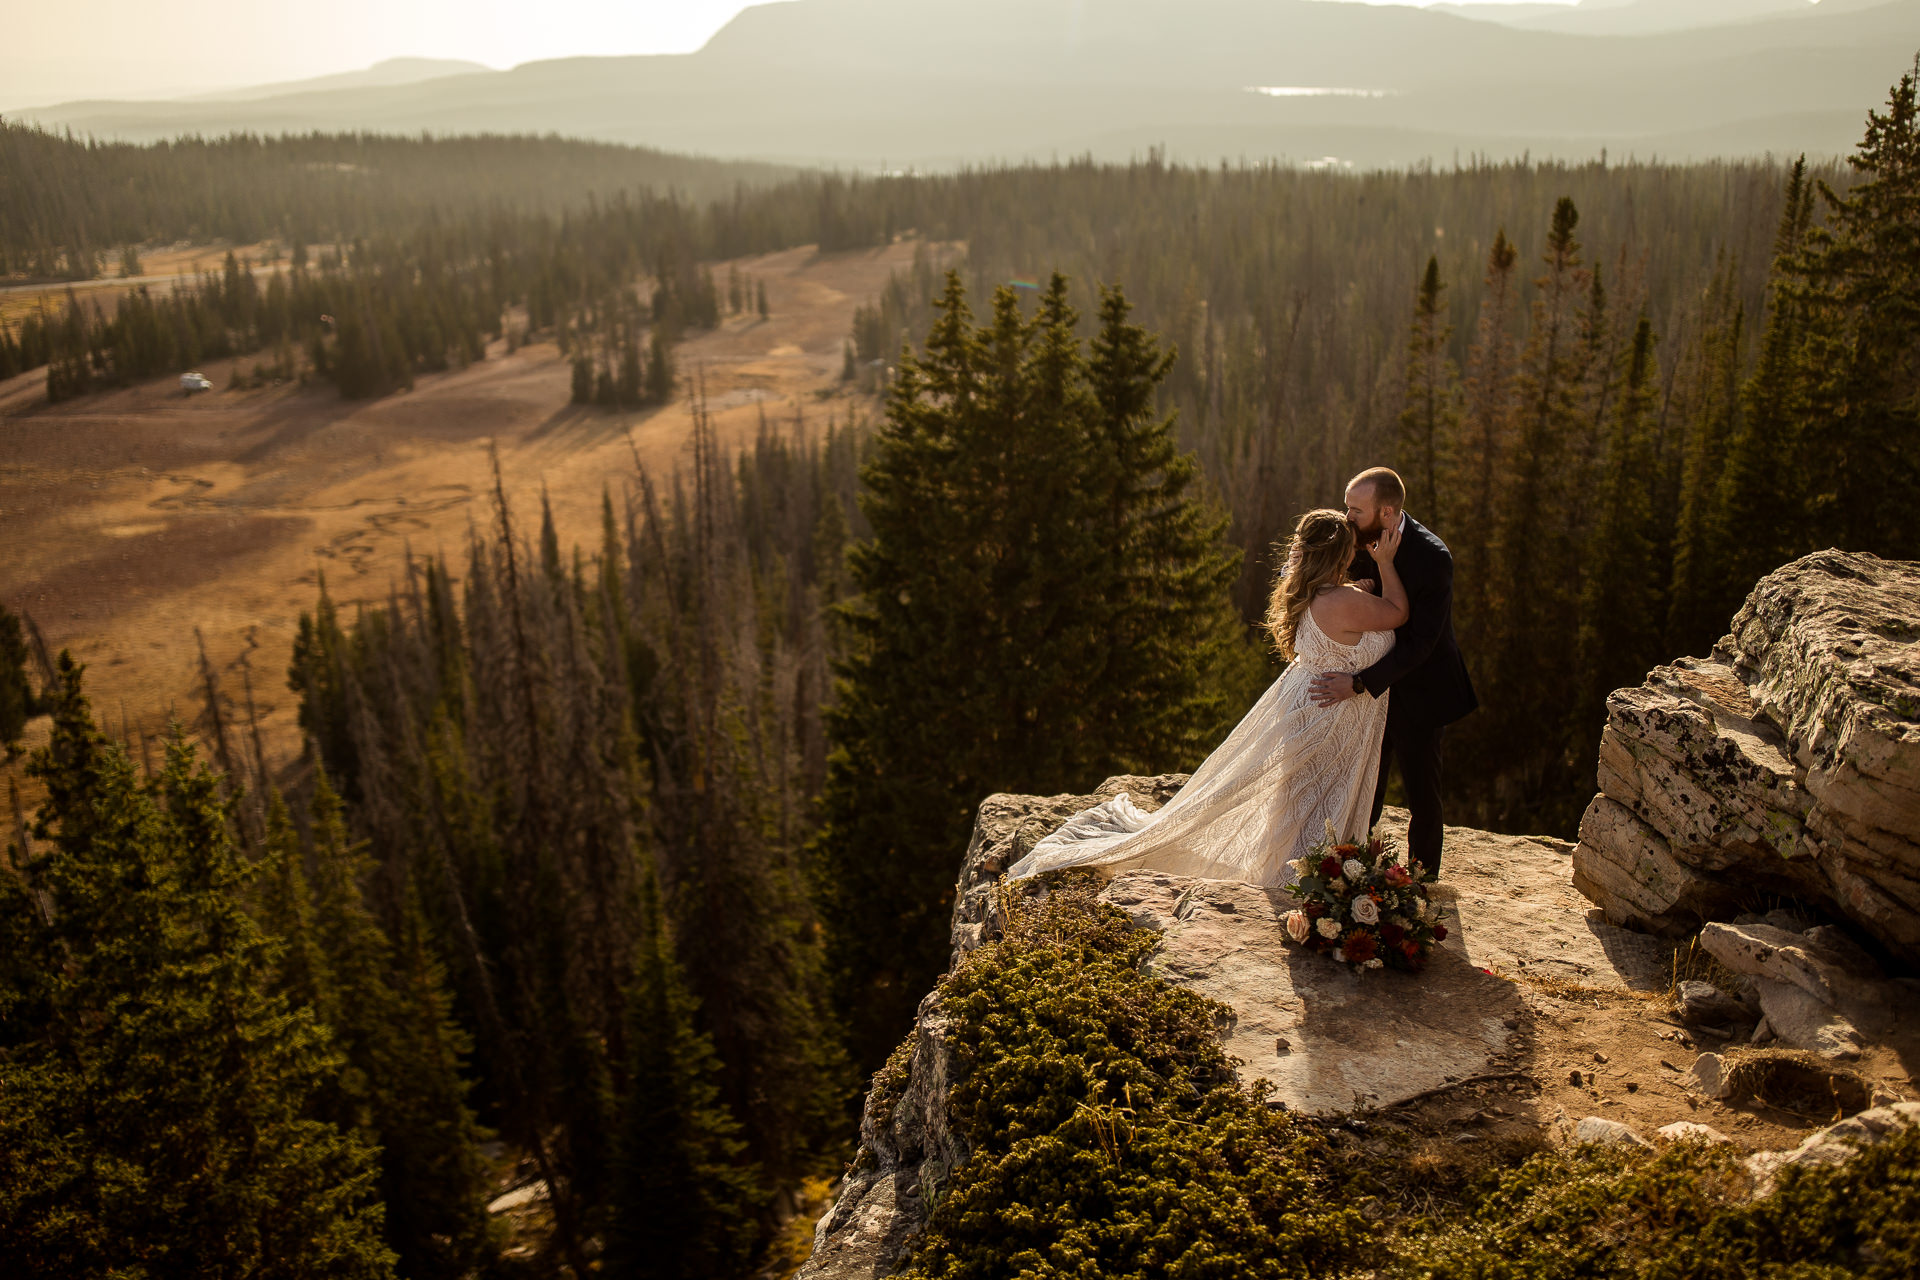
[800,775,1671,1278]
[1572,551,1920,964]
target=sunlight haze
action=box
[0,0,1573,111]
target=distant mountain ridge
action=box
[12,0,1919,168]
[183,57,493,103]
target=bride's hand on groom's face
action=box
[1373,522,1402,563]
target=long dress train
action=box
[1004,606,1396,887]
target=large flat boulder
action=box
[801,776,1670,1278]
[1573,551,1920,963]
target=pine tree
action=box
[1443,229,1519,705]
[1576,314,1662,739]
[756,278,769,320]
[1081,283,1253,760]
[572,353,595,404]
[290,771,501,1280]
[602,862,758,1280]
[1665,266,1746,655]
[1398,256,1461,529]
[646,326,675,403]
[1,601,43,757]
[815,272,1245,1065]
[0,656,395,1279]
[617,329,645,408]
[1495,201,1591,743]
[1714,157,1817,601]
[1794,66,1920,558]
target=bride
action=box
[1005,507,1407,887]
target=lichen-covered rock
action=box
[1573,551,1920,963]
[1743,1102,1920,1194]
[794,988,964,1280]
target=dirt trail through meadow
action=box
[1,242,918,792]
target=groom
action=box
[1307,467,1477,877]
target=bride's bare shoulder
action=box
[1311,582,1368,614]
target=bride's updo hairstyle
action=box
[1265,508,1356,662]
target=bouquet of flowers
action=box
[1282,822,1445,971]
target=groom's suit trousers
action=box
[1369,713,1445,877]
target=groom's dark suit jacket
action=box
[1348,514,1478,729]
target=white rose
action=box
[1285,910,1311,944]
[1316,917,1342,939]
[1343,858,1366,880]
[1351,896,1380,925]
[1367,958,1384,969]
[1329,877,1346,894]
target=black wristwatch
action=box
[1350,673,1366,697]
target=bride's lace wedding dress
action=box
[1005,606,1396,888]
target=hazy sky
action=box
[0,0,1573,111]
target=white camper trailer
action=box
[180,371,213,394]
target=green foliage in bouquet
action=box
[1283,827,1444,971]
[901,876,1371,1280]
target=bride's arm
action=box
[1369,525,1410,629]
[1321,525,1408,633]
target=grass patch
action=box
[1384,1125,1920,1279]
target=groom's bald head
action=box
[1344,467,1405,538]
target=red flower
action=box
[1305,901,1327,919]
[1319,855,1343,878]
[1432,923,1448,942]
[1333,844,1360,858]
[1380,923,1405,946]
[1401,939,1421,960]
[1385,865,1412,888]
[1369,837,1384,858]
[1343,930,1378,964]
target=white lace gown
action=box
[1005,606,1396,888]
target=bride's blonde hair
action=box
[1265,509,1356,662]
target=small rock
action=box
[1656,1120,1733,1144]
[1659,1058,1681,1072]
[1275,1037,1291,1054]
[1755,978,1865,1061]
[1745,1103,1920,1194]
[1677,979,1750,1025]
[1593,1051,1610,1064]
[1626,1082,1639,1093]
[1689,1052,1731,1100]
[1576,1116,1651,1147]
[1569,1068,1585,1087]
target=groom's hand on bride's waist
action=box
[1309,671,1365,707]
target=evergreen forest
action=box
[2,62,1917,1278]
